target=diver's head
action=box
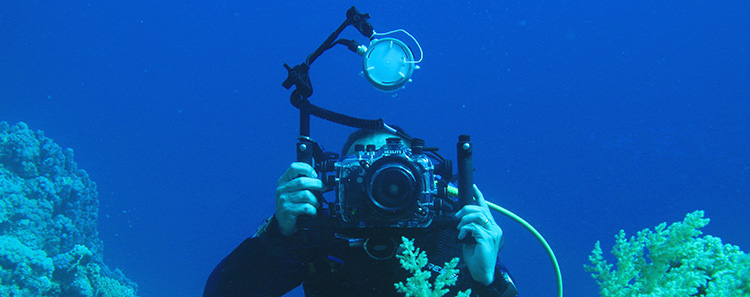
[341,126,412,157]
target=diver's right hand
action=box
[275,162,324,237]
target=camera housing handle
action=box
[457,135,477,244]
[295,135,325,231]
[457,135,474,208]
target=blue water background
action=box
[1,1,748,296]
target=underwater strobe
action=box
[281,6,422,97]
[359,30,423,92]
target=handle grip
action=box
[457,135,476,244]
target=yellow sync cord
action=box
[445,185,563,297]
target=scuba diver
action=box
[203,127,519,297]
[200,6,569,297]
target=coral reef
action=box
[0,121,138,296]
[586,210,750,297]
[395,237,470,297]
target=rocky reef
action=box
[0,121,138,296]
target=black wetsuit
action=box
[203,216,519,297]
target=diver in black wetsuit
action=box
[203,129,520,297]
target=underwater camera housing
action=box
[309,134,465,234]
[334,137,435,229]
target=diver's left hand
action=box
[455,185,504,286]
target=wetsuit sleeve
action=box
[464,262,520,297]
[203,216,307,297]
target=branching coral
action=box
[394,237,471,297]
[586,210,750,297]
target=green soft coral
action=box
[395,237,471,297]
[586,210,750,297]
